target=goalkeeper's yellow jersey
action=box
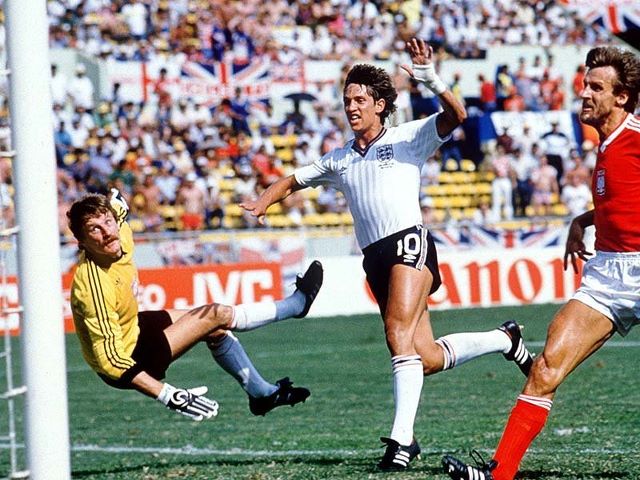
[70,200,140,381]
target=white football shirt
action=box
[295,114,448,249]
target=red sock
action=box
[492,395,552,480]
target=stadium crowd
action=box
[0,0,616,237]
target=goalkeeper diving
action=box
[67,190,323,421]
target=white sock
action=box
[436,329,510,370]
[389,355,423,446]
[208,332,277,398]
[275,290,306,319]
[231,302,278,331]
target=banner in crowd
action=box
[430,224,565,250]
[0,262,282,334]
[1,247,584,334]
[107,57,274,104]
[309,247,583,317]
[561,0,640,49]
[488,111,576,145]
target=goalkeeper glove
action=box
[157,383,219,421]
[411,63,447,95]
[110,188,129,213]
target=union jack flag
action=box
[178,57,272,105]
[431,225,564,250]
[562,0,640,35]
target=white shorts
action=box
[573,251,640,336]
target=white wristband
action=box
[156,383,175,405]
[412,64,447,95]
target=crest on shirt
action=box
[376,144,394,169]
[595,168,606,196]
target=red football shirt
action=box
[592,114,640,252]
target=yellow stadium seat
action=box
[424,184,446,196]
[432,208,447,223]
[552,204,569,216]
[339,212,354,225]
[219,178,237,191]
[461,159,476,172]
[128,218,146,233]
[444,158,459,171]
[267,214,295,228]
[222,217,243,229]
[225,204,243,217]
[267,203,282,214]
[276,148,294,162]
[438,172,454,183]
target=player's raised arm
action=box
[239,174,304,225]
[401,38,466,137]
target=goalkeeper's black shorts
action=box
[98,310,173,389]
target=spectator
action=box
[511,146,537,217]
[50,63,68,106]
[420,196,435,225]
[478,73,496,112]
[562,149,591,187]
[495,64,513,110]
[176,172,206,230]
[293,141,315,168]
[571,64,586,111]
[120,0,148,41]
[155,164,180,205]
[561,170,591,217]
[440,125,465,171]
[490,144,515,221]
[422,154,442,186]
[530,154,559,216]
[541,120,572,185]
[472,198,495,226]
[153,67,173,110]
[67,63,95,111]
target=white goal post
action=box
[4,0,71,478]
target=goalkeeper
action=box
[67,191,323,421]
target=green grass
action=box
[2,303,640,479]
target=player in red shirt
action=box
[443,45,640,480]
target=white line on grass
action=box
[526,341,640,348]
[0,444,636,457]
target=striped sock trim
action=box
[435,338,455,370]
[518,394,553,411]
[391,354,422,374]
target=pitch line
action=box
[0,444,636,457]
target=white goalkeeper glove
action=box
[110,188,129,213]
[157,383,219,421]
[411,63,447,95]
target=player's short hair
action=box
[67,194,117,242]
[586,46,640,112]
[344,64,398,123]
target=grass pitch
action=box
[2,303,640,479]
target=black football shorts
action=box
[98,310,173,389]
[362,225,441,309]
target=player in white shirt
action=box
[241,38,533,471]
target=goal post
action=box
[4,0,71,478]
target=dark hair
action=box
[344,64,397,123]
[67,194,117,242]
[586,46,640,112]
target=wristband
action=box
[412,64,447,95]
